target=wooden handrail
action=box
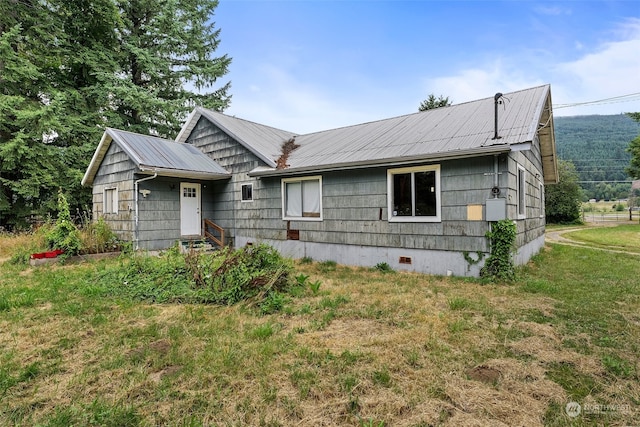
[203,219,225,247]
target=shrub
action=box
[45,191,82,256]
[374,262,393,273]
[80,218,122,254]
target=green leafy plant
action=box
[308,280,321,295]
[44,191,82,256]
[480,219,516,281]
[295,273,310,286]
[374,262,393,273]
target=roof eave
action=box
[81,130,113,187]
[248,145,512,177]
[138,166,231,181]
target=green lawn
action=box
[564,224,640,253]
[0,228,639,426]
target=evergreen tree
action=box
[0,0,66,228]
[418,94,451,111]
[626,112,640,179]
[108,0,231,137]
[0,0,231,229]
[545,160,583,224]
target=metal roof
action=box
[176,107,297,168]
[82,128,230,186]
[286,84,551,171]
[184,85,556,183]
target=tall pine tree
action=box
[108,0,231,137]
[0,0,231,229]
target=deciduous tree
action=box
[545,160,583,224]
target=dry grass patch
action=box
[1,240,640,425]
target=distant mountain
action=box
[553,114,640,200]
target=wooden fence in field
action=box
[582,210,640,223]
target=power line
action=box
[554,92,640,109]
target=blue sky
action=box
[213,0,640,134]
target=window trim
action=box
[517,164,526,219]
[241,183,253,202]
[281,175,323,221]
[387,164,441,223]
[104,187,118,214]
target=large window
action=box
[104,187,118,214]
[388,165,440,222]
[282,176,322,220]
[517,165,526,218]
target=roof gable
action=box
[82,128,230,186]
[176,107,297,168]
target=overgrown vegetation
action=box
[1,226,639,425]
[545,160,583,224]
[96,244,296,311]
[8,210,123,265]
[480,219,516,281]
[44,191,82,256]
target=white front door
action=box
[180,182,201,236]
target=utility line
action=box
[554,92,640,109]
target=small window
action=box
[183,187,196,198]
[282,176,322,220]
[517,165,526,218]
[241,184,253,202]
[387,165,441,222]
[104,187,118,214]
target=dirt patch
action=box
[466,365,501,384]
[446,359,565,426]
[149,365,182,383]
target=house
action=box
[82,84,558,276]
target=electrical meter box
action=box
[486,198,506,221]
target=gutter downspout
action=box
[134,173,158,250]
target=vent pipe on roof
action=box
[492,93,504,140]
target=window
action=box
[104,187,118,214]
[282,176,322,220]
[241,184,253,202]
[183,187,196,198]
[517,165,526,218]
[388,165,441,222]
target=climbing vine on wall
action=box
[480,219,516,281]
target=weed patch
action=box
[95,244,295,308]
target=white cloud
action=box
[421,18,640,117]
[422,59,544,105]
[226,63,377,133]
[552,18,640,115]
